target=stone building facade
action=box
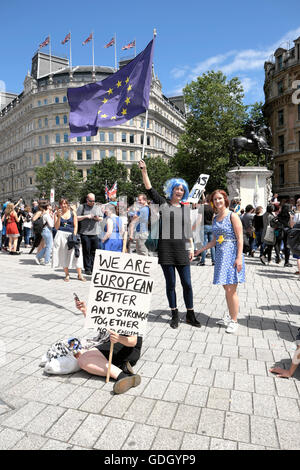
[263,36,300,199]
[0,51,186,203]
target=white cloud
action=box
[168,26,300,98]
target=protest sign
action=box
[85,250,158,338]
[186,174,210,204]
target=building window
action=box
[278,80,283,96]
[64,151,69,160]
[278,135,284,154]
[109,150,115,158]
[29,177,33,185]
[45,135,49,145]
[130,151,135,161]
[55,116,60,125]
[109,132,114,142]
[39,154,43,164]
[44,117,48,127]
[278,110,284,126]
[86,136,91,142]
[122,133,126,143]
[46,153,50,162]
[63,115,68,124]
[130,134,134,144]
[64,133,68,143]
[77,151,82,160]
[147,136,150,146]
[56,134,61,144]
[279,163,285,185]
[63,96,67,102]
[122,150,127,161]
[100,150,106,159]
[38,118,42,128]
[86,150,92,160]
[44,99,48,105]
[38,100,41,106]
[77,137,82,142]
[55,97,59,103]
[100,132,105,142]
[278,55,283,70]
[129,119,134,126]
[39,136,42,146]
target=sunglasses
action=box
[87,199,95,203]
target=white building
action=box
[0,51,186,203]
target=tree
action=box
[170,71,248,192]
[81,157,128,203]
[35,155,82,201]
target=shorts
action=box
[96,341,140,367]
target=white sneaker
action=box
[35,256,41,265]
[216,315,231,327]
[226,320,239,334]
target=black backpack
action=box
[32,217,45,235]
[286,223,300,257]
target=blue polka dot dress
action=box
[212,211,245,285]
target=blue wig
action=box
[163,178,189,202]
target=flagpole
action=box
[141,29,156,160]
[69,31,72,70]
[92,31,95,72]
[134,38,136,58]
[114,33,117,71]
[49,34,52,76]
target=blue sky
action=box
[1,0,300,105]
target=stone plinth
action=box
[226,166,273,210]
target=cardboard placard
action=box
[85,250,158,337]
[186,174,210,204]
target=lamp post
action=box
[9,163,15,202]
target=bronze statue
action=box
[230,121,273,167]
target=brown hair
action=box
[5,203,14,216]
[59,198,69,206]
[210,190,230,209]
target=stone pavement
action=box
[0,247,300,451]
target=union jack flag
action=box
[104,38,115,48]
[107,181,117,200]
[61,33,71,45]
[122,40,135,51]
[82,33,93,45]
[39,36,50,49]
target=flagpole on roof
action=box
[141,29,156,161]
[49,34,52,76]
[134,38,136,58]
[69,31,72,71]
[92,31,95,73]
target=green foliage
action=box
[130,156,173,196]
[35,155,82,202]
[170,71,255,192]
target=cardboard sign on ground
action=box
[85,250,158,337]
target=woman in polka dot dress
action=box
[195,190,245,333]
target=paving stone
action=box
[255,348,274,362]
[1,402,47,430]
[185,384,209,408]
[214,371,234,390]
[248,360,267,376]
[181,433,210,450]
[193,368,215,387]
[138,361,162,378]
[188,342,206,354]
[230,390,253,414]
[140,347,163,362]
[250,416,279,448]
[210,438,238,450]
[275,378,299,399]
[229,358,248,374]
[70,414,110,448]
[94,418,134,450]
[79,390,112,413]
[46,409,88,442]
[101,394,135,419]
[60,386,95,409]
[174,366,196,384]
[151,428,183,450]
[157,349,179,364]
[211,356,230,372]
[276,419,300,450]
[172,404,201,433]
[0,428,25,450]
[25,405,66,435]
[254,376,276,396]
[142,379,169,400]
[175,351,195,367]
[123,423,158,450]
[205,343,222,356]
[197,408,225,438]
[238,443,265,450]
[253,394,277,418]
[275,397,300,422]
[123,397,155,424]
[12,433,48,450]
[224,412,250,443]
[207,387,231,411]
[234,373,255,392]
[41,439,74,450]
[192,353,212,369]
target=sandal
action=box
[64,275,70,282]
[78,275,86,282]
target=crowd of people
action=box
[1,163,300,392]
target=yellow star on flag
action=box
[217,235,225,244]
[125,77,129,84]
[127,84,132,92]
[107,88,113,95]
[121,108,127,115]
[102,98,108,104]
[101,114,108,118]
[117,80,122,88]
[125,97,130,105]
[97,109,102,114]
[111,116,116,120]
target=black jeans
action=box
[80,234,99,272]
[161,264,193,310]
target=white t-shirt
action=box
[293,212,300,224]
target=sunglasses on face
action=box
[87,199,95,203]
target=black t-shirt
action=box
[253,215,263,231]
[147,187,192,266]
[203,204,214,225]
